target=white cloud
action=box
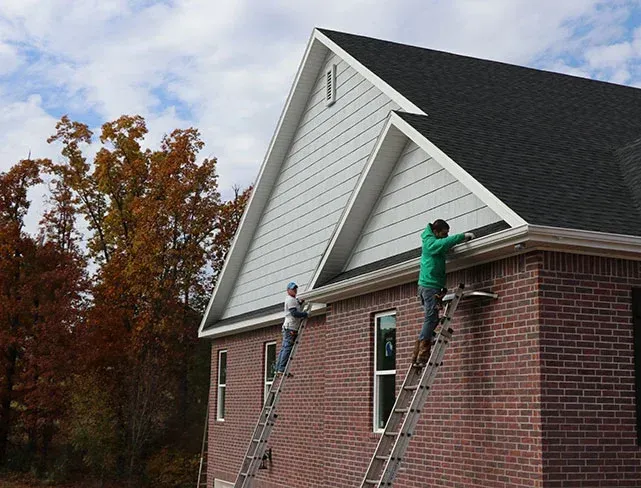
[0,42,20,75]
[1,0,640,218]
[586,42,635,68]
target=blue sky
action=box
[1,0,641,231]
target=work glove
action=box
[464,232,475,242]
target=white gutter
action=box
[200,224,641,339]
[199,302,327,339]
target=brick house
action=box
[198,29,641,488]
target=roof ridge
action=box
[317,27,641,94]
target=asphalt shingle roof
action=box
[320,29,641,236]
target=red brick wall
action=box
[207,315,327,487]
[537,252,641,487]
[206,251,641,487]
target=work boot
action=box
[416,339,432,367]
[410,340,421,365]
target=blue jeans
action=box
[276,328,297,372]
[418,286,440,341]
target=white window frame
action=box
[214,479,234,488]
[216,350,227,421]
[373,311,397,433]
[264,341,277,403]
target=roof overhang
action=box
[200,224,641,338]
[303,224,641,304]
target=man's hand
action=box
[464,232,475,242]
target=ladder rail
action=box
[196,408,209,488]
[360,285,465,488]
[234,304,311,488]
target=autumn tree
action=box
[46,115,250,480]
[0,159,41,465]
[0,160,86,471]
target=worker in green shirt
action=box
[413,219,475,366]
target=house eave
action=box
[199,224,641,339]
[302,225,641,304]
[199,303,327,339]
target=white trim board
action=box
[199,302,327,339]
[200,225,641,338]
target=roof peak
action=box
[317,27,641,93]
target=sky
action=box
[1,0,641,234]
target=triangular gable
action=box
[310,112,527,288]
[199,30,425,337]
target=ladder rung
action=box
[375,455,388,461]
[365,479,379,485]
[384,431,399,436]
[404,385,419,391]
[394,408,408,413]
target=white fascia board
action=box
[200,225,641,338]
[390,112,528,229]
[303,225,529,304]
[527,225,641,259]
[199,303,327,339]
[309,115,407,288]
[314,29,425,116]
[303,224,641,304]
[198,34,328,337]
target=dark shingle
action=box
[320,29,641,236]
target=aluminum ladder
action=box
[233,304,311,488]
[360,285,497,487]
[196,408,209,488]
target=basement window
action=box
[217,350,227,421]
[325,64,336,107]
[633,288,641,445]
[374,311,396,432]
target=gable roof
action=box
[319,29,641,237]
[200,28,641,338]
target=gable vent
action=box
[325,64,336,107]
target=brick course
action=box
[206,251,641,487]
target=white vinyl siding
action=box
[346,142,502,271]
[222,52,399,319]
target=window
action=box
[264,341,277,402]
[633,288,641,445]
[374,311,396,432]
[214,479,234,488]
[217,350,227,421]
[325,64,336,107]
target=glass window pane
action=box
[377,374,395,429]
[376,315,396,372]
[217,386,225,419]
[265,344,276,382]
[219,351,227,385]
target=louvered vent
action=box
[325,64,336,107]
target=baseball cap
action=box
[286,282,298,290]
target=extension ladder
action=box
[233,304,311,488]
[196,409,209,487]
[360,285,497,487]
